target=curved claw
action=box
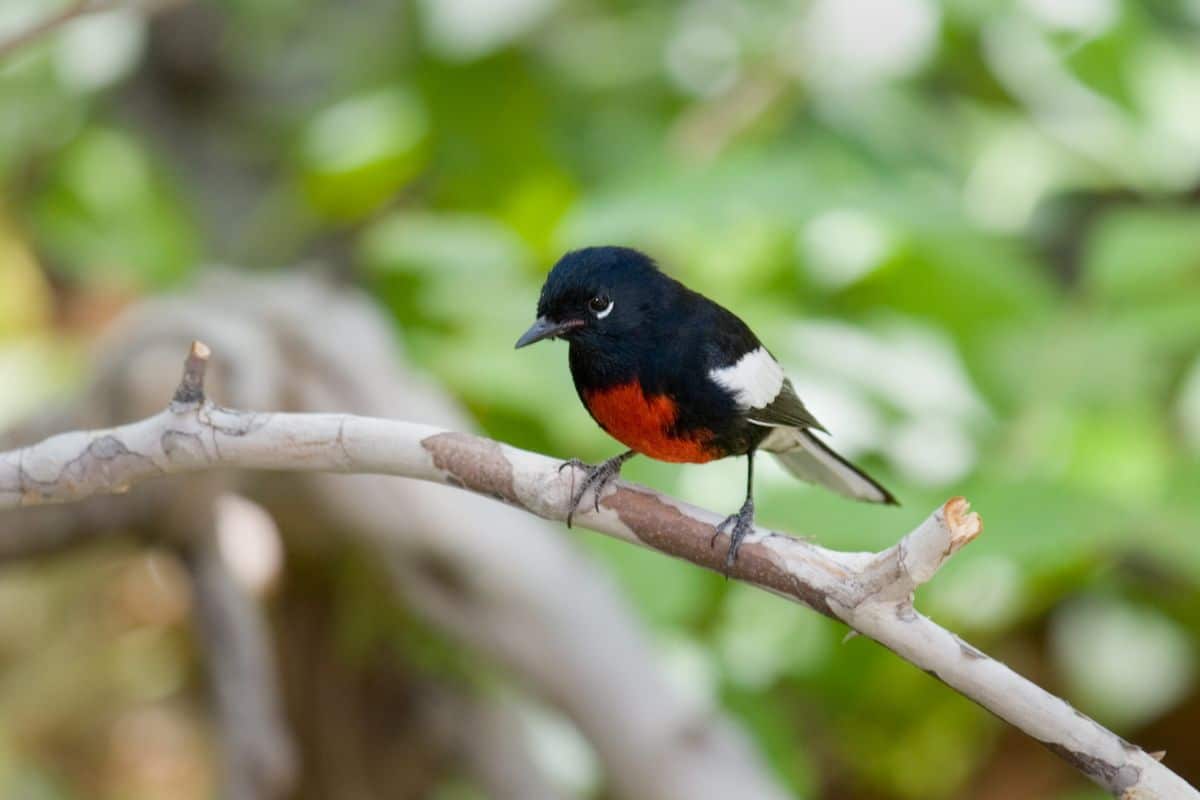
[713,499,755,572]
[559,452,633,528]
[709,515,733,549]
[559,459,584,527]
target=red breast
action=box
[582,381,718,463]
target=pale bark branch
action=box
[0,341,1194,800]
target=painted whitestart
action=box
[516,246,897,566]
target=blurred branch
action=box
[174,484,297,800]
[0,0,183,61]
[423,690,570,800]
[0,492,162,561]
[0,1,115,60]
[0,272,789,800]
[0,341,1193,800]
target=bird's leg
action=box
[559,450,636,527]
[712,451,756,569]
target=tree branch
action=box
[174,483,296,800]
[5,273,791,800]
[1,1,88,60]
[182,537,297,799]
[422,690,571,800]
[0,0,184,61]
[0,341,1193,800]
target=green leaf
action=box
[1084,208,1200,303]
[299,88,430,220]
[31,128,198,288]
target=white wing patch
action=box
[709,346,784,410]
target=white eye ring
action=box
[590,297,614,319]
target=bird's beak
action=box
[515,316,582,349]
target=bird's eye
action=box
[588,294,614,319]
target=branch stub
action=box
[173,340,211,406]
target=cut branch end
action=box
[868,495,986,597]
[943,496,983,554]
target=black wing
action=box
[747,378,828,432]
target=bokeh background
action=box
[2,0,1200,798]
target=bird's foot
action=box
[559,452,634,527]
[712,497,755,570]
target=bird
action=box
[515,246,897,567]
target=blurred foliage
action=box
[2,0,1200,797]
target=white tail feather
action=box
[761,428,895,505]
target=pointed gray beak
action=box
[515,316,582,349]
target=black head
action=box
[515,246,667,349]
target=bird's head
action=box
[515,246,664,349]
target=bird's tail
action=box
[762,428,898,505]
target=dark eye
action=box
[588,294,613,317]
